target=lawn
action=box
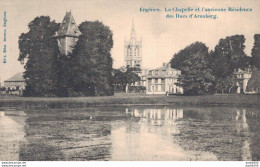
[0,93,259,109]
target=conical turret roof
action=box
[55,11,81,37]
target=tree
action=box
[18,16,60,97]
[113,66,141,92]
[251,34,260,68]
[113,68,127,92]
[214,75,237,94]
[69,21,114,96]
[125,66,141,86]
[171,42,214,95]
[210,35,251,93]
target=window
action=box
[161,84,165,92]
[161,79,165,84]
[155,70,159,75]
[152,86,155,91]
[155,79,158,84]
[148,85,151,92]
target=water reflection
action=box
[111,108,216,160]
[236,109,249,132]
[178,107,259,161]
[235,109,252,161]
[0,106,259,161]
[0,111,27,161]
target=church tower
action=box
[124,19,142,68]
[54,11,82,56]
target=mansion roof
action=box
[147,63,181,79]
[5,72,25,82]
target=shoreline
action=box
[0,93,259,109]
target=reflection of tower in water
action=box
[235,109,252,161]
[245,109,260,161]
[236,109,249,132]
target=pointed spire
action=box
[131,18,135,33]
[130,17,136,41]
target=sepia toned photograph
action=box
[0,0,259,165]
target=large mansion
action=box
[146,63,183,95]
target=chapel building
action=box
[124,19,142,69]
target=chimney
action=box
[162,62,167,67]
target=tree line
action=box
[19,16,259,97]
[170,34,260,95]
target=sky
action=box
[0,0,260,84]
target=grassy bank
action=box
[0,93,259,109]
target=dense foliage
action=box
[18,17,114,97]
[170,35,252,95]
[18,16,60,96]
[113,66,141,92]
[251,34,260,68]
[170,42,214,95]
[210,35,251,93]
[69,21,114,96]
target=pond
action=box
[0,106,259,161]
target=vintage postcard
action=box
[0,0,259,166]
